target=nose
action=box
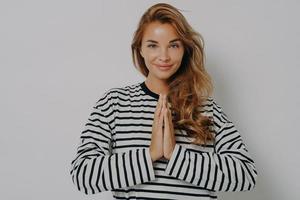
[158,48,170,62]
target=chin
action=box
[155,73,173,80]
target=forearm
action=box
[164,143,257,191]
[70,147,156,194]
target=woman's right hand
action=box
[149,93,165,162]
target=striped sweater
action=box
[70,81,257,199]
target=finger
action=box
[167,107,173,129]
[160,94,165,115]
[158,106,165,129]
[165,101,174,130]
[166,104,171,119]
[158,94,164,116]
[164,106,170,131]
[155,94,163,117]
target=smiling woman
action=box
[70,3,257,199]
[139,21,184,82]
[131,3,215,144]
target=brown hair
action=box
[131,3,215,145]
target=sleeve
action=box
[164,100,257,192]
[70,90,156,195]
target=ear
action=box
[140,49,144,58]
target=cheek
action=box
[142,52,156,69]
[171,50,184,62]
[142,50,156,60]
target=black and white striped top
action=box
[70,81,257,199]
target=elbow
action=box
[230,163,258,192]
[70,172,99,195]
[248,169,258,191]
[242,167,258,191]
[70,166,102,195]
[70,170,87,195]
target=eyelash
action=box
[147,44,180,48]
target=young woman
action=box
[70,3,257,199]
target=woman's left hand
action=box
[162,94,176,160]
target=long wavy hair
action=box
[131,3,215,145]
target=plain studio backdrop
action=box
[1,0,299,199]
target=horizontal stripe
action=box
[70,81,257,199]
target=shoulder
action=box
[94,82,142,107]
[199,96,231,131]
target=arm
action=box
[164,100,257,192]
[70,90,155,195]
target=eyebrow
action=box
[145,38,181,43]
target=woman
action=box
[70,3,257,199]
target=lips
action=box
[155,64,173,70]
[156,64,172,68]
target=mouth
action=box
[155,64,173,70]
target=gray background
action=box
[1,0,299,199]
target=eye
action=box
[147,44,157,48]
[170,44,180,48]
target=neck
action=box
[145,77,169,95]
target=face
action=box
[140,21,184,82]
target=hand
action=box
[162,94,176,160]
[149,93,164,162]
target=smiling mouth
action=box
[156,64,172,67]
[155,64,173,69]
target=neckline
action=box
[140,81,159,100]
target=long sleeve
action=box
[70,90,156,195]
[164,100,257,192]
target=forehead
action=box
[142,21,180,42]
